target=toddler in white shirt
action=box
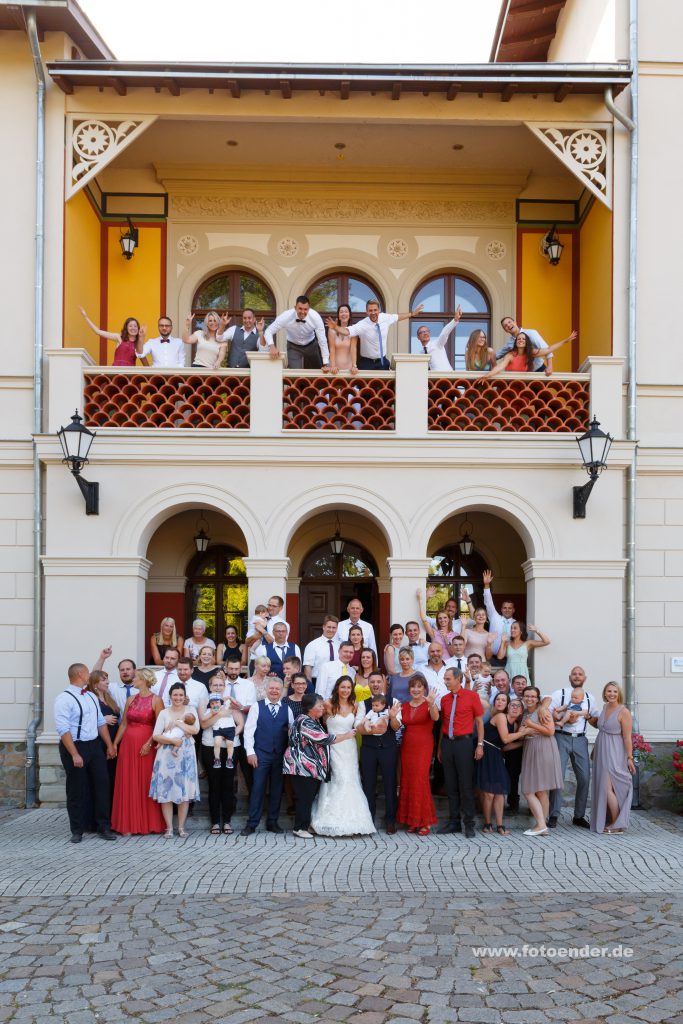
[207,695,244,768]
[363,695,389,734]
[163,713,196,758]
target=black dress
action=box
[476,719,510,795]
[192,667,218,688]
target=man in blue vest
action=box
[240,677,294,835]
[253,621,301,681]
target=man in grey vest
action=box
[218,308,267,368]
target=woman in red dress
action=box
[394,673,440,835]
[111,668,166,835]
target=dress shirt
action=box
[140,335,186,368]
[336,618,377,656]
[445,655,468,675]
[153,676,206,710]
[408,640,429,668]
[243,699,294,756]
[348,313,398,360]
[253,641,302,670]
[303,634,340,680]
[247,614,288,639]
[264,308,329,363]
[315,661,356,701]
[54,685,106,740]
[440,688,484,736]
[483,587,516,656]
[217,324,264,347]
[151,668,179,704]
[420,319,456,372]
[496,327,548,372]
[547,688,598,736]
[422,664,448,690]
[108,680,139,715]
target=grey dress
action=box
[590,706,632,833]
[519,710,563,793]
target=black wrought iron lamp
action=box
[119,216,138,260]
[573,417,613,518]
[458,514,475,556]
[193,514,211,553]
[56,410,99,515]
[330,512,345,556]
[541,224,564,266]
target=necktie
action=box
[278,646,286,663]
[448,693,458,739]
[125,684,132,699]
[158,672,169,699]
[375,322,384,362]
[269,702,278,718]
[341,664,348,676]
[328,640,335,661]
[227,681,236,699]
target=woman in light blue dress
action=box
[498,621,550,685]
[150,683,200,838]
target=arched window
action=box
[185,546,248,643]
[306,272,384,320]
[301,541,378,579]
[191,269,276,331]
[410,272,491,370]
[426,544,488,618]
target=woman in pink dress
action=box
[111,668,166,835]
[79,306,145,366]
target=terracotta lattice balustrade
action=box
[83,372,250,428]
[283,375,396,430]
[428,375,590,432]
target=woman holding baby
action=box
[150,682,200,837]
[111,668,166,836]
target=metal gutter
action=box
[24,11,45,809]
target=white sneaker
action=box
[524,827,549,837]
[292,829,313,839]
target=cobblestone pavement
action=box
[0,809,681,1023]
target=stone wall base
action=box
[0,742,27,808]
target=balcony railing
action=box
[47,350,624,440]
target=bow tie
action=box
[80,687,88,694]
[160,338,170,343]
[295,318,307,323]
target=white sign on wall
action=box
[671,657,683,674]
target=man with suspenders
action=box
[54,662,118,842]
[545,666,597,829]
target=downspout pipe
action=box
[605,0,638,719]
[24,12,45,808]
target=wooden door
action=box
[298,582,339,648]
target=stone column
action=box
[242,558,291,621]
[386,558,432,631]
[392,354,429,437]
[247,352,283,437]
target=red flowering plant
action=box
[632,732,654,770]
[653,738,683,810]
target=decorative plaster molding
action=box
[486,240,507,261]
[42,557,153,579]
[277,237,300,258]
[66,115,158,200]
[525,123,612,209]
[177,234,199,255]
[170,195,513,225]
[242,558,291,577]
[386,558,433,576]
[522,559,627,582]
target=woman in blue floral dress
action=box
[150,682,200,837]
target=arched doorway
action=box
[410,271,491,369]
[299,540,379,647]
[185,546,248,643]
[191,268,276,332]
[426,510,527,623]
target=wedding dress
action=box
[310,713,376,836]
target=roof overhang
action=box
[0,0,113,59]
[46,59,631,101]
[490,0,569,63]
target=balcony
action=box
[47,350,624,440]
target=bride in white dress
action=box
[310,677,376,836]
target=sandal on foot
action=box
[496,825,510,836]
[178,828,189,839]
[210,824,220,835]
[418,826,430,836]
[164,828,173,838]
[223,824,233,835]
[482,823,493,834]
